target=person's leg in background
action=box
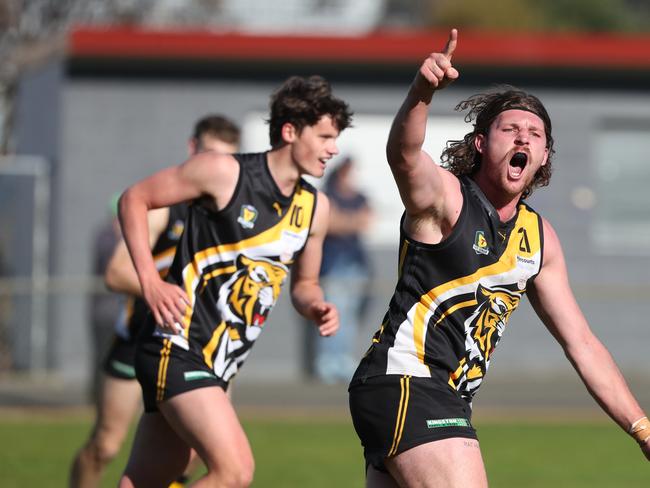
[70,376,142,487]
[314,263,367,383]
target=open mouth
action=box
[509,152,528,178]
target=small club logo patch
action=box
[184,371,216,382]
[472,230,490,255]
[237,205,258,229]
[426,418,471,429]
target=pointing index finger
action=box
[442,28,458,60]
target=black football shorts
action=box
[102,336,137,380]
[349,374,477,472]
[135,336,228,412]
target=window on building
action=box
[593,119,650,255]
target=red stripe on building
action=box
[68,26,650,69]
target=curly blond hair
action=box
[440,86,555,199]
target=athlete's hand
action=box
[310,301,339,337]
[415,28,459,92]
[142,277,190,334]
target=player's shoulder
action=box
[185,151,239,178]
[315,188,329,207]
[539,216,557,239]
[538,216,564,267]
[311,189,330,226]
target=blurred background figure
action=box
[70,114,241,488]
[309,156,374,384]
[88,194,123,400]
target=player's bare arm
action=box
[105,207,170,296]
[386,29,462,244]
[290,191,339,337]
[528,218,649,459]
[119,152,239,333]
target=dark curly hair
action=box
[440,86,555,199]
[268,75,353,147]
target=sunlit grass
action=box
[0,408,648,487]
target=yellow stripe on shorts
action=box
[388,375,411,456]
[156,339,172,402]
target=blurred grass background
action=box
[1,407,648,487]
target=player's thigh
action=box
[159,386,253,473]
[95,375,142,440]
[386,437,488,488]
[122,412,192,487]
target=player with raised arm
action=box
[348,29,650,487]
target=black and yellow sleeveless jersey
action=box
[145,152,318,382]
[114,204,188,341]
[352,176,544,402]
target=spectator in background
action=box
[311,156,373,383]
[88,194,123,399]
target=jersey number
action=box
[290,205,304,228]
[518,228,531,253]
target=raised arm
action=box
[118,152,238,333]
[386,28,460,227]
[104,207,170,296]
[528,219,649,460]
[290,191,339,337]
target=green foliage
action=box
[542,0,636,32]
[428,0,648,33]
[430,0,549,32]
[0,412,649,487]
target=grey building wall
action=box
[14,67,650,389]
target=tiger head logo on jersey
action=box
[217,254,289,341]
[465,283,521,364]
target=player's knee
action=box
[221,470,254,488]
[236,451,255,487]
[229,470,254,488]
[238,458,255,487]
[91,436,122,464]
[210,457,254,488]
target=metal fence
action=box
[0,156,50,371]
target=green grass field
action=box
[0,408,648,487]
